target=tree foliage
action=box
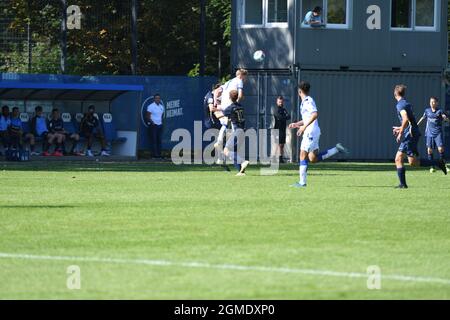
[0,0,232,76]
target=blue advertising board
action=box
[0,73,217,152]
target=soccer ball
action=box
[253,50,265,63]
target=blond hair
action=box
[236,68,248,77]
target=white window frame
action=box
[390,0,440,32]
[300,0,352,30]
[239,0,289,29]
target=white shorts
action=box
[225,127,244,150]
[219,117,228,126]
[301,133,320,153]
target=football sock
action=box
[428,153,435,168]
[318,147,339,161]
[299,160,309,185]
[397,167,406,186]
[439,152,445,161]
[217,125,226,145]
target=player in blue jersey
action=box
[8,107,35,152]
[31,106,53,156]
[0,105,11,154]
[289,82,349,188]
[392,85,447,189]
[47,108,66,157]
[223,90,250,176]
[417,97,449,173]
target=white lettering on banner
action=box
[20,113,29,122]
[62,113,72,122]
[165,100,183,119]
[75,113,83,123]
[103,113,113,123]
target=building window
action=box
[268,0,288,23]
[327,0,347,25]
[244,0,263,25]
[240,0,288,28]
[415,0,435,27]
[391,0,439,31]
[391,0,412,28]
[301,0,350,29]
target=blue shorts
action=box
[426,134,444,149]
[398,134,420,157]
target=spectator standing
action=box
[272,96,291,163]
[146,94,165,159]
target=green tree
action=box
[0,0,233,77]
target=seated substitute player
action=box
[223,90,250,177]
[0,105,11,154]
[417,96,449,173]
[31,106,52,156]
[392,85,447,189]
[80,105,110,157]
[289,81,349,188]
[8,107,36,153]
[47,108,66,157]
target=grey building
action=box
[231,0,449,160]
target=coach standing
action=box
[146,94,165,159]
[272,96,291,163]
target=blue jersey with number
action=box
[422,108,444,137]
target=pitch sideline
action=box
[0,252,449,286]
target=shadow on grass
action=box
[0,205,77,209]
[0,161,396,173]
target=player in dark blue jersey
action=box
[223,90,249,176]
[8,107,23,149]
[0,105,11,154]
[8,107,37,154]
[392,85,447,188]
[80,105,110,157]
[204,84,230,172]
[47,108,66,156]
[417,97,449,173]
[203,83,221,130]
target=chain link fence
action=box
[0,0,132,75]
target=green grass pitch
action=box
[0,161,449,299]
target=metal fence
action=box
[0,0,133,75]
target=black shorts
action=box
[274,128,286,145]
[82,129,102,138]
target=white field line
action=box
[0,252,449,286]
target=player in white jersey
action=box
[289,81,349,188]
[214,69,248,164]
